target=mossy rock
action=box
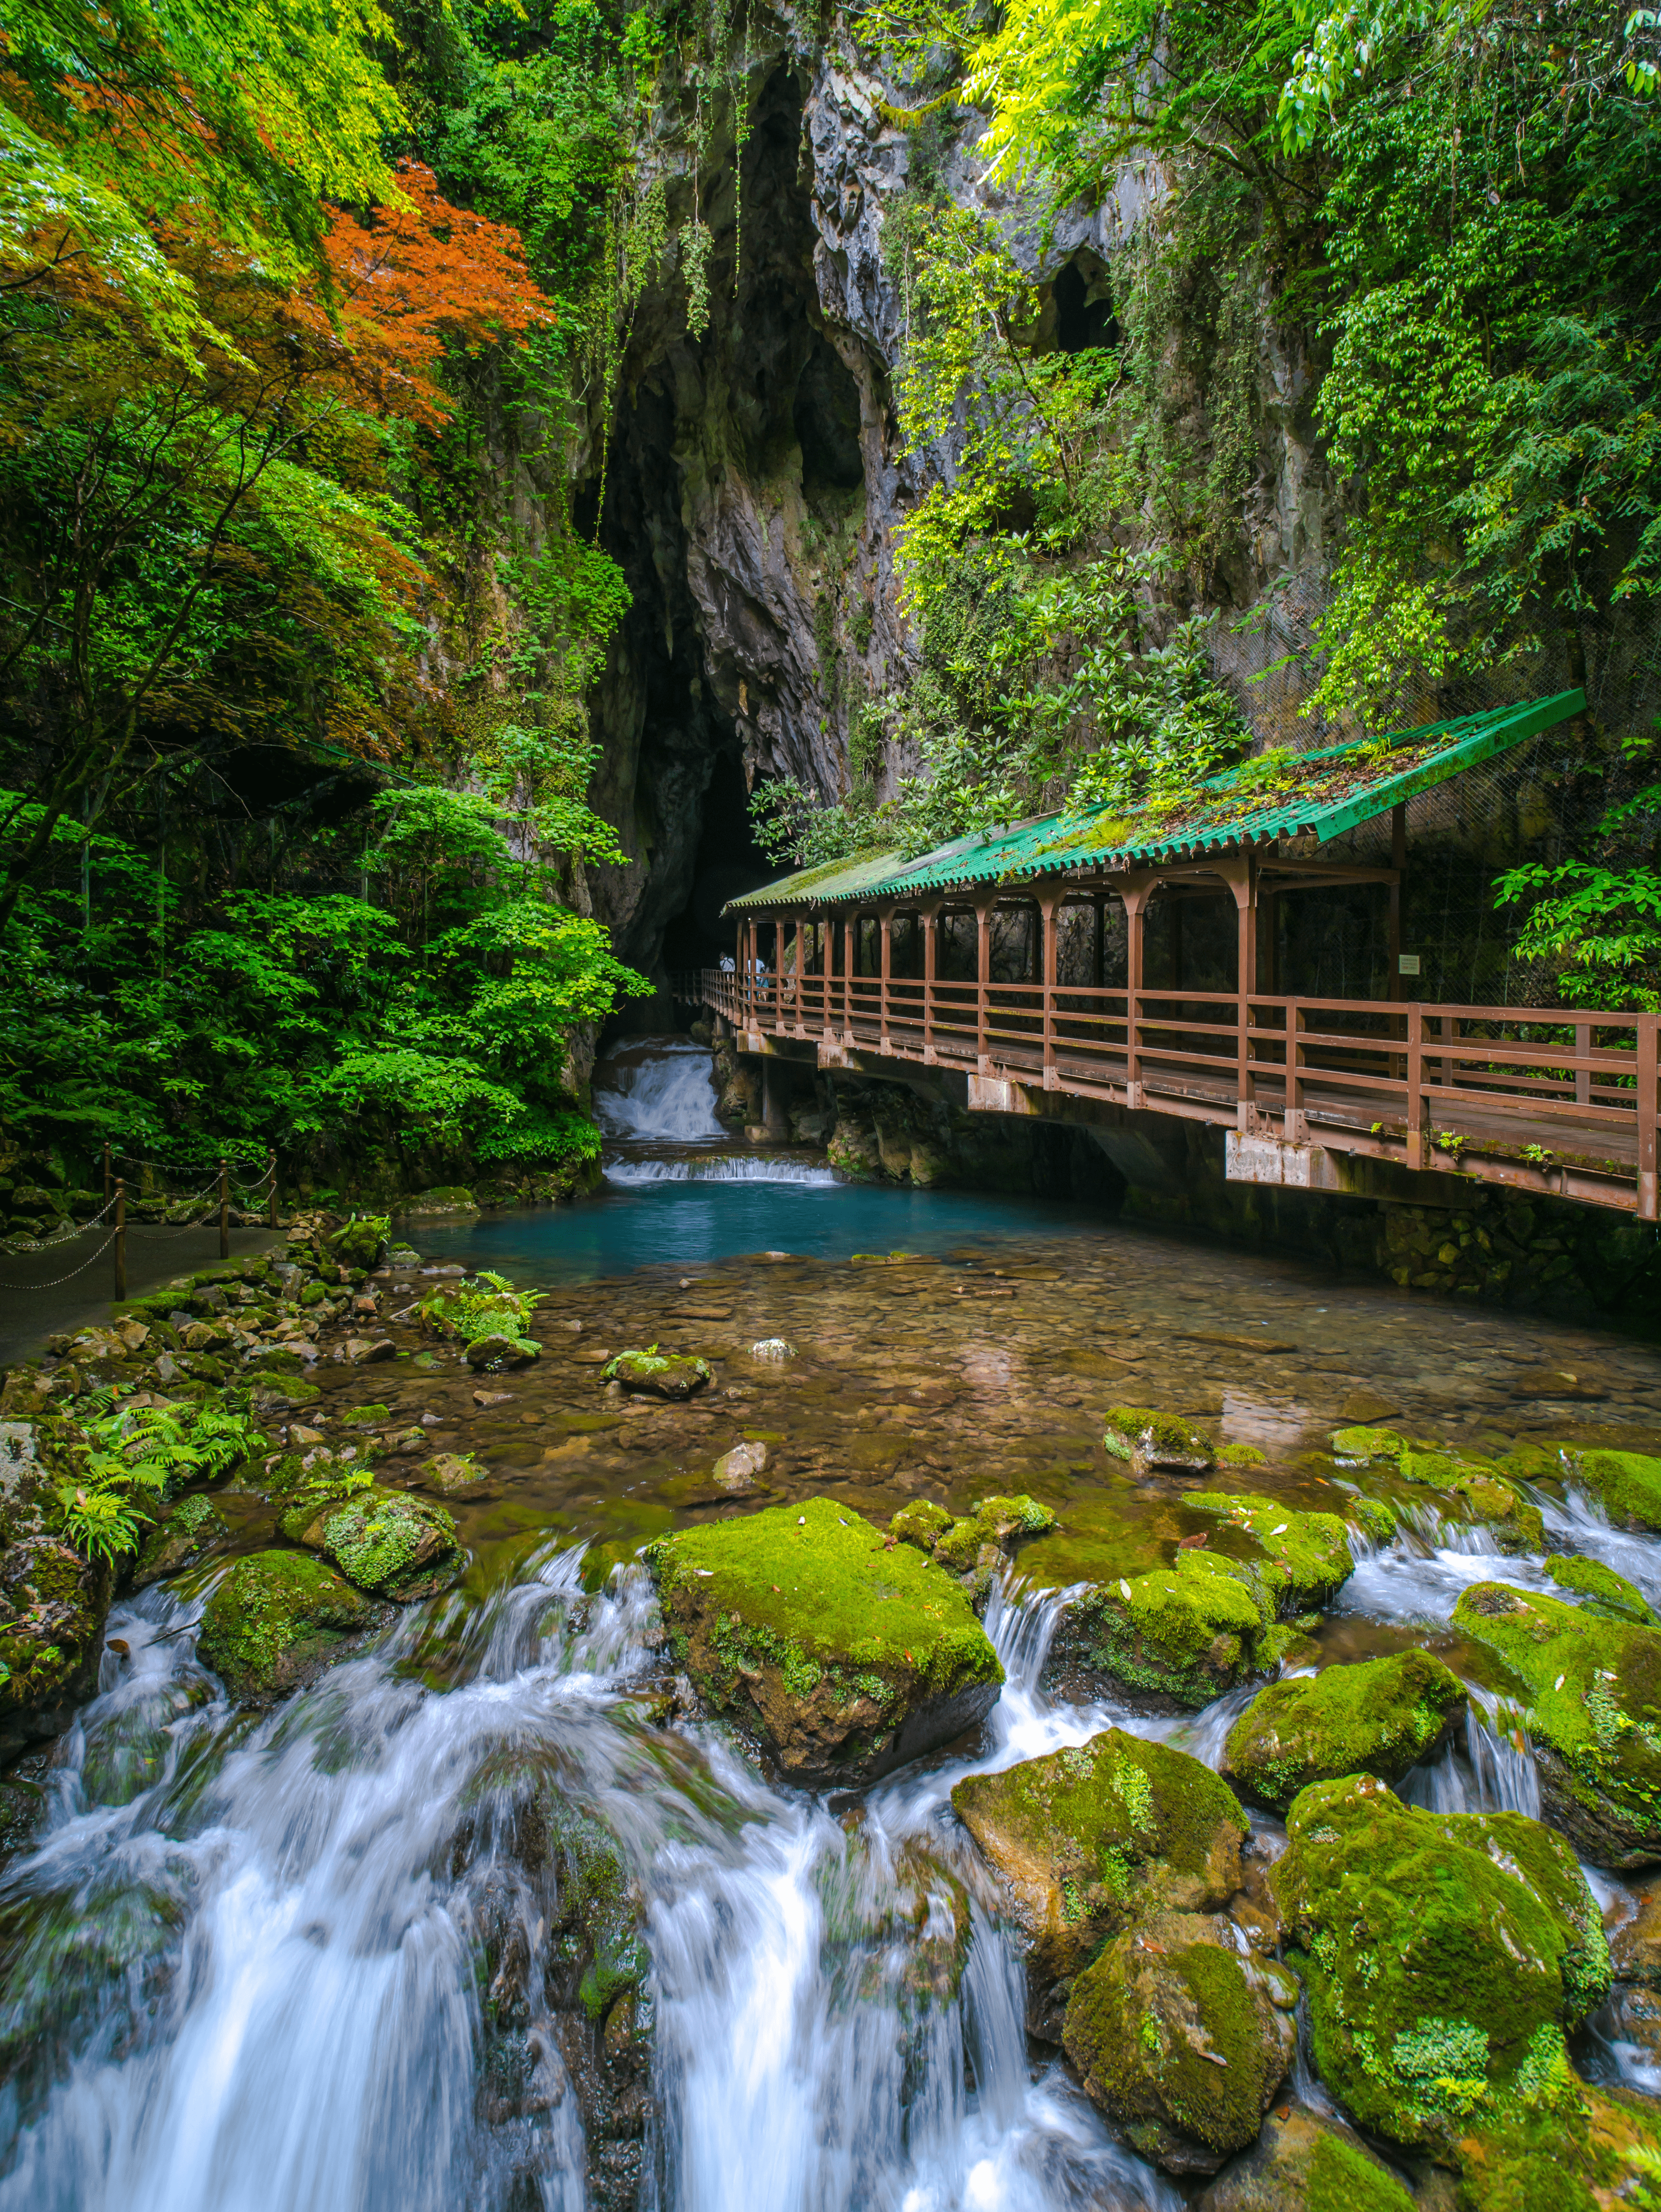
[1194,2101,1417,2212]
[132,1492,231,1589]
[1271,1772,1611,2155]
[952,1728,1246,2038]
[1061,1907,1298,2173]
[1453,1580,1661,1868]
[197,1550,383,1699]
[1546,1553,1658,1626]
[464,1331,540,1371]
[1450,2077,1661,2212]
[325,1218,388,1270]
[1184,1492,1357,1610]
[1560,1446,1661,1534]
[1104,1406,1214,1473]
[642,1496,1003,1787]
[1331,1429,1543,1551]
[338,1402,391,1429]
[1222,1650,1468,1812]
[0,1535,111,1747]
[890,1499,951,1552]
[420,1451,490,1495]
[280,1482,463,1601]
[604,1347,711,1400]
[1044,1549,1276,1710]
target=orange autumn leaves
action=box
[318,159,554,429]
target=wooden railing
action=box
[673,969,1660,1218]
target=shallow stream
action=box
[2,1038,1660,2205]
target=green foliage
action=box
[417,1270,544,1342]
[0,780,647,1163]
[57,1399,264,1564]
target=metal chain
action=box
[0,1230,119,1292]
[0,1189,119,1257]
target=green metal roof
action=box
[724,689,1584,914]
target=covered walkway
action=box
[683,691,1660,1218]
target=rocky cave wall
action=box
[555,11,1641,1024]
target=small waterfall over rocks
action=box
[594,1039,724,1144]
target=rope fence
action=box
[0,1146,281,1304]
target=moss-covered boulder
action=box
[604,1347,711,1399]
[1222,1651,1468,1812]
[952,1729,1246,2037]
[1194,2103,1417,2212]
[451,1762,653,2204]
[0,1531,111,1755]
[1184,1493,1357,1610]
[198,1550,383,1698]
[937,1486,1053,1593]
[890,1499,951,1552]
[643,1496,1003,1787]
[1329,1427,1543,1552]
[1104,1406,1214,1474]
[420,1451,490,1494]
[1546,1552,1658,1626]
[1453,1580,1661,1868]
[1561,1446,1661,1534]
[1044,1549,1275,1709]
[1270,1773,1611,2155]
[280,1482,463,1601]
[1061,1907,1298,2172]
[325,1216,387,1271]
[132,1492,231,1589]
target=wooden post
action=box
[114,1180,126,1301]
[1039,891,1060,1088]
[1228,853,1260,1131]
[1387,802,1406,1002]
[1640,1014,1658,1223]
[975,896,995,1071]
[879,905,894,1049]
[1576,1020,1591,1109]
[1122,879,1153,1108]
[266,1151,278,1231]
[1287,1004,1307,1144]
[921,901,941,1063]
[792,916,804,1035]
[1406,1004,1425,1172]
[218,1158,229,1260]
[843,915,856,1040]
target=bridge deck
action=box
[678,971,1659,1219]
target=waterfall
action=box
[0,1554,1176,2212]
[605,1158,839,1187]
[594,1040,724,1143]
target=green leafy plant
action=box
[417,1270,543,1343]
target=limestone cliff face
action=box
[575,19,1343,980]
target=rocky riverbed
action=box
[3,1206,1661,2205]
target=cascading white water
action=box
[605,1158,839,1187]
[0,1558,1179,2212]
[594,1040,725,1143]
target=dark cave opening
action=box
[1053,257,1119,355]
[588,63,824,1032]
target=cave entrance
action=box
[659,746,774,977]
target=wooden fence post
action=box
[267,1152,278,1231]
[1406,1005,1425,1172]
[1640,1014,1658,1223]
[114,1180,126,1301]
